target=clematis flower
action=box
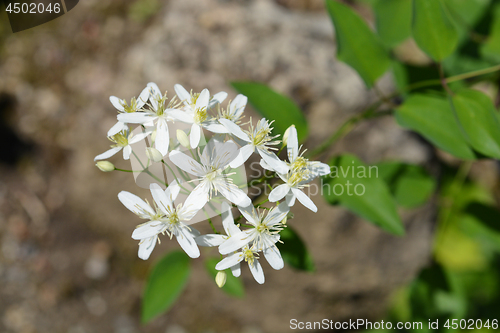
[217,94,247,125]
[117,83,177,156]
[265,125,331,212]
[218,202,288,273]
[216,244,265,284]
[195,201,242,248]
[94,127,151,161]
[219,118,289,174]
[118,181,204,260]
[108,86,150,137]
[169,139,251,207]
[174,83,227,111]
[169,88,227,149]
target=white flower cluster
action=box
[95,83,330,285]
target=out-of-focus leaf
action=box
[376,161,436,208]
[277,226,315,272]
[481,3,500,62]
[460,202,500,252]
[452,89,500,159]
[230,82,308,142]
[325,0,391,87]
[373,0,412,47]
[205,258,245,298]
[323,154,404,236]
[412,0,459,61]
[395,94,475,160]
[142,251,190,323]
[392,62,442,93]
[444,0,491,44]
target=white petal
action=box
[109,96,125,112]
[150,183,173,215]
[123,145,132,160]
[176,228,200,258]
[259,158,273,171]
[190,123,201,149]
[203,122,228,134]
[230,94,247,118]
[132,221,164,240]
[219,118,250,142]
[216,253,244,270]
[174,84,191,102]
[215,180,251,207]
[169,150,204,176]
[210,91,228,107]
[195,234,226,247]
[269,184,291,202]
[154,119,169,156]
[221,201,240,236]
[137,86,151,109]
[264,202,289,226]
[129,131,151,144]
[248,259,265,284]
[117,112,155,124]
[94,147,121,161]
[229,144,254,169]
[147,82,162,110]
[169,110,194,123]
[258,148,289,174]
[264,246,284,270]
[118,191,155,216]
[291,188,317,212]
[181,181,210,219]
[219,231,252,255]
[285,192,296,206]
[230,263,241,277]
[286,126,299,162]
[138,236,157,260]
[196,89,210,110]
[237,204,259,225]
[107,121,127,137]
[165,179,180,202]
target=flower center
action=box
[287,169,309,187]
[206,169,218,181]
[291,156,308,172]
[251,127,271,146]
[168,210,180,225]
[194,107,208,124]
[256,223,269,234]
[243,247,257,266]
[111,132,129,147]
[121,98,138,113]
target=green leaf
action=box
[460,202,500,252]
[323,154,404,236]
[325,0,391,87]
[452,89,500,159]
[395,94,475,160]
[142,251,190,323]
[376,162,436,208]
[230,82,308,141]
[373,0,412,47]
[481,3,500,62]
[205,258,245,298]
[444,0,491,45]
[412,0,459,61]
[277,226,315,272]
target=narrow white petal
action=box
[109,96,125,112]
[221,202,240,236]
[215,180,251,207]
[138,236,157,260]
[216,253,243,270]
[287,126,299,162]
[264,246,284,270]
[196,89,210,110]
[285,191,296,206]
[117,112,154,124]
[174,84,191,102]
[230,94,247,118]
[219,118,250,142]
[94,147,121,161]
[176,228,200,258]
[137,86,151,109]
[190,123,201,149]
[150,183,173,215]
[129,131,151,144]
[181,182,210,219]
[132,221,163,240]
[147,82,161,110]
[203,122,228,134]
[195,234,226,247]
[169,150,204,176]
[264,201,290,226]
[169,110,194,123]
[237,204,259,226]
[123,145,132,160]
[107,121,127,137]
[269,184,291,202]
[165,179,180,202]
[210,91,228,107]
[248,259,265,284]
[291,188,317,212]
[258,148,289,174]
[231,263,241,277]
[229,144,254,169]
[118,191,155,216]
[154,120,169,156]
[219,231,252,255]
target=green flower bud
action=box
[145,147,163,162]
[177,129,190,148]
[215,271,227,288]
[96,161,115,172]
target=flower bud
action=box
[215,271,227,288]
[177,129,190,148]
[282,125,294,146]
[145,147,164,162]
[96,161,115,172]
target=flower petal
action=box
[237,204,259,226]
[230,94,247,118]
[118,191,155,216]
[195,234,226,247]
[123,145,132,160]
[94,147,122,161]
[219,118,250,142]
[209,91,228,108]
[215,180,251,207]
[154,119,169,156]
[196,89,210,110]
[150,183,173,215]
[286,125,299,163]
[258,148,289,174]
[165,179,180,203]
[138,236,157,260]
[169,150,204,176]
[230,262,241,277]
[175,228,200,258]
[174,84,191,103]
[190,123,201,149]
[107,121,127,137]
[269,184,290,202]
[181,181,210,219]
[219,231,252,255]
[221,201,241,236]
[248,259,265,284]
[129,131,151,144]
[132,221,164,240]
[137,86,151,109]
[216,253,243,270]
[109,96,125,112]
[118,112,155,124]
[264,202,289,226]
[203,121,228,134]
[285,191,296,206]
[291,188,317,212]
[229,144,254,169]
[264,245,284,270]
[169,110,194,123]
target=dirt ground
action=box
[0,0,437,332]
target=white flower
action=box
[94,127,151,161]
[118,181,204,260]
[169,88,227,149]
[216,244,265,284]
[174,83,227,111]
[117,83,177,156]
[219,118,289,174]
[265,125,330,212]
[108,86,150,137]
[169,139,252,207]
[219,202,288,273]
[195,201,242,248]
[218,94,247,125]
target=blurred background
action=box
[0,0,499,332]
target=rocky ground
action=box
[0,0,436,332]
